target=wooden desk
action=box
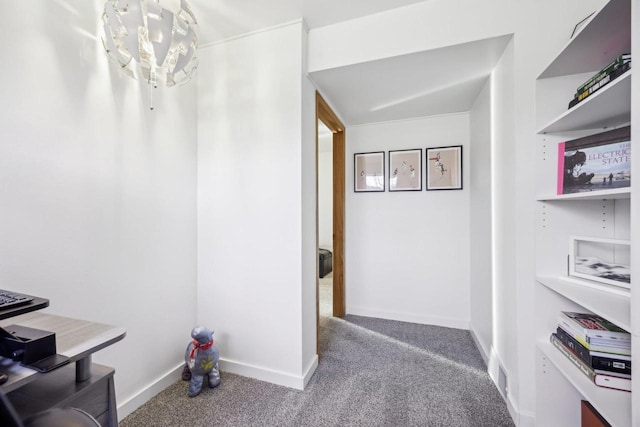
[0,313,126,426]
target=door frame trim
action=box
[316,92,346,335]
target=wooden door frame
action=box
[316,92,346,331]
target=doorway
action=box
[316,92,345,343]
[317,120,334,318]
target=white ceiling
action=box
[309,35,513,125]
[188,0,511,126]
[188,0,429,46]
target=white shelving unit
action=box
[534,0,635,426]
[538,71,631,134]
[537,187,631,202]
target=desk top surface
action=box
[0,312,126,392]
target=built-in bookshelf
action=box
[534,0,635,426]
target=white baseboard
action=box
[117,363,184,421]
[347,305,470,330]
[506,389,535,427]
[516,410,536,427]
[219,355,318,391]
[303,355,319,388]
[468,328,489,366]
[506,395,519,426]
[117,356,319,420]
[485,348,536,427]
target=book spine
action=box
[551,334,632,392]
[594,373,631,392]
[568,97,579,109]
[592,355,632,376]
[577,62,631,102]
[556,326,632,373]
[588,344,631,357]
[595,369,631,379]
[591,350,631,362]
[570,58,631,108]
[550,333,595,380]
[557,318,590,349]
[556,326,591,366]
[576,53,631,93]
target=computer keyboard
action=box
[0,290,34,310]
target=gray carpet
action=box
[121,312,514,427]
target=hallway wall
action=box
[469,77,493,363]
[308,1,606,423]
[345,114,471,328]
[197,22,318,389]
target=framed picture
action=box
[354,152,385,192]
[426,145,463,190]
[569,236,630,290]
[388,149,422,191]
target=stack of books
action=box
[568,53,631,109]
[550,311,631,392]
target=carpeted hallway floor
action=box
[121,274,514,426]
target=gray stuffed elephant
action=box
[184,326,221,397]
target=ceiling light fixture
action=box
[102,0,199,109]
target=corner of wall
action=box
[302,354,319,388]
[468,327,489,366]
[117,363,185,421]
[219,357,315,391]
[486,347,534,427]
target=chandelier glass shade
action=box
[102,0,199,87]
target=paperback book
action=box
[558,311,631,343]
[557,126,631,195]
[556,326,631,375]
[550,333,631,392]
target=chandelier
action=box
[102,0,199,89]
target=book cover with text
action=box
[557,126,631,195]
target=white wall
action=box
[0,1,198,419]
[310,1,608,424]
[318,127,333,250]
[0,0,612,422]
[346,114,470,329]
[197,22,317,389]
[488,38,519,419]
[300,27,319,383]
[468,78,493,363]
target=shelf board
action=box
[539,0,631,79]
[537,187,631,202]
[538,340,631,427]
[537,275,630,332]
[538,71,631,134]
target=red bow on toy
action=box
[189,339,214,361]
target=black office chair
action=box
[0,385,100,427]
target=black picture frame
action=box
[389,149,422,192]
[354,151,385,192]
[426,145,463,190]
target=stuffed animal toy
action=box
[184,326,220,397]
